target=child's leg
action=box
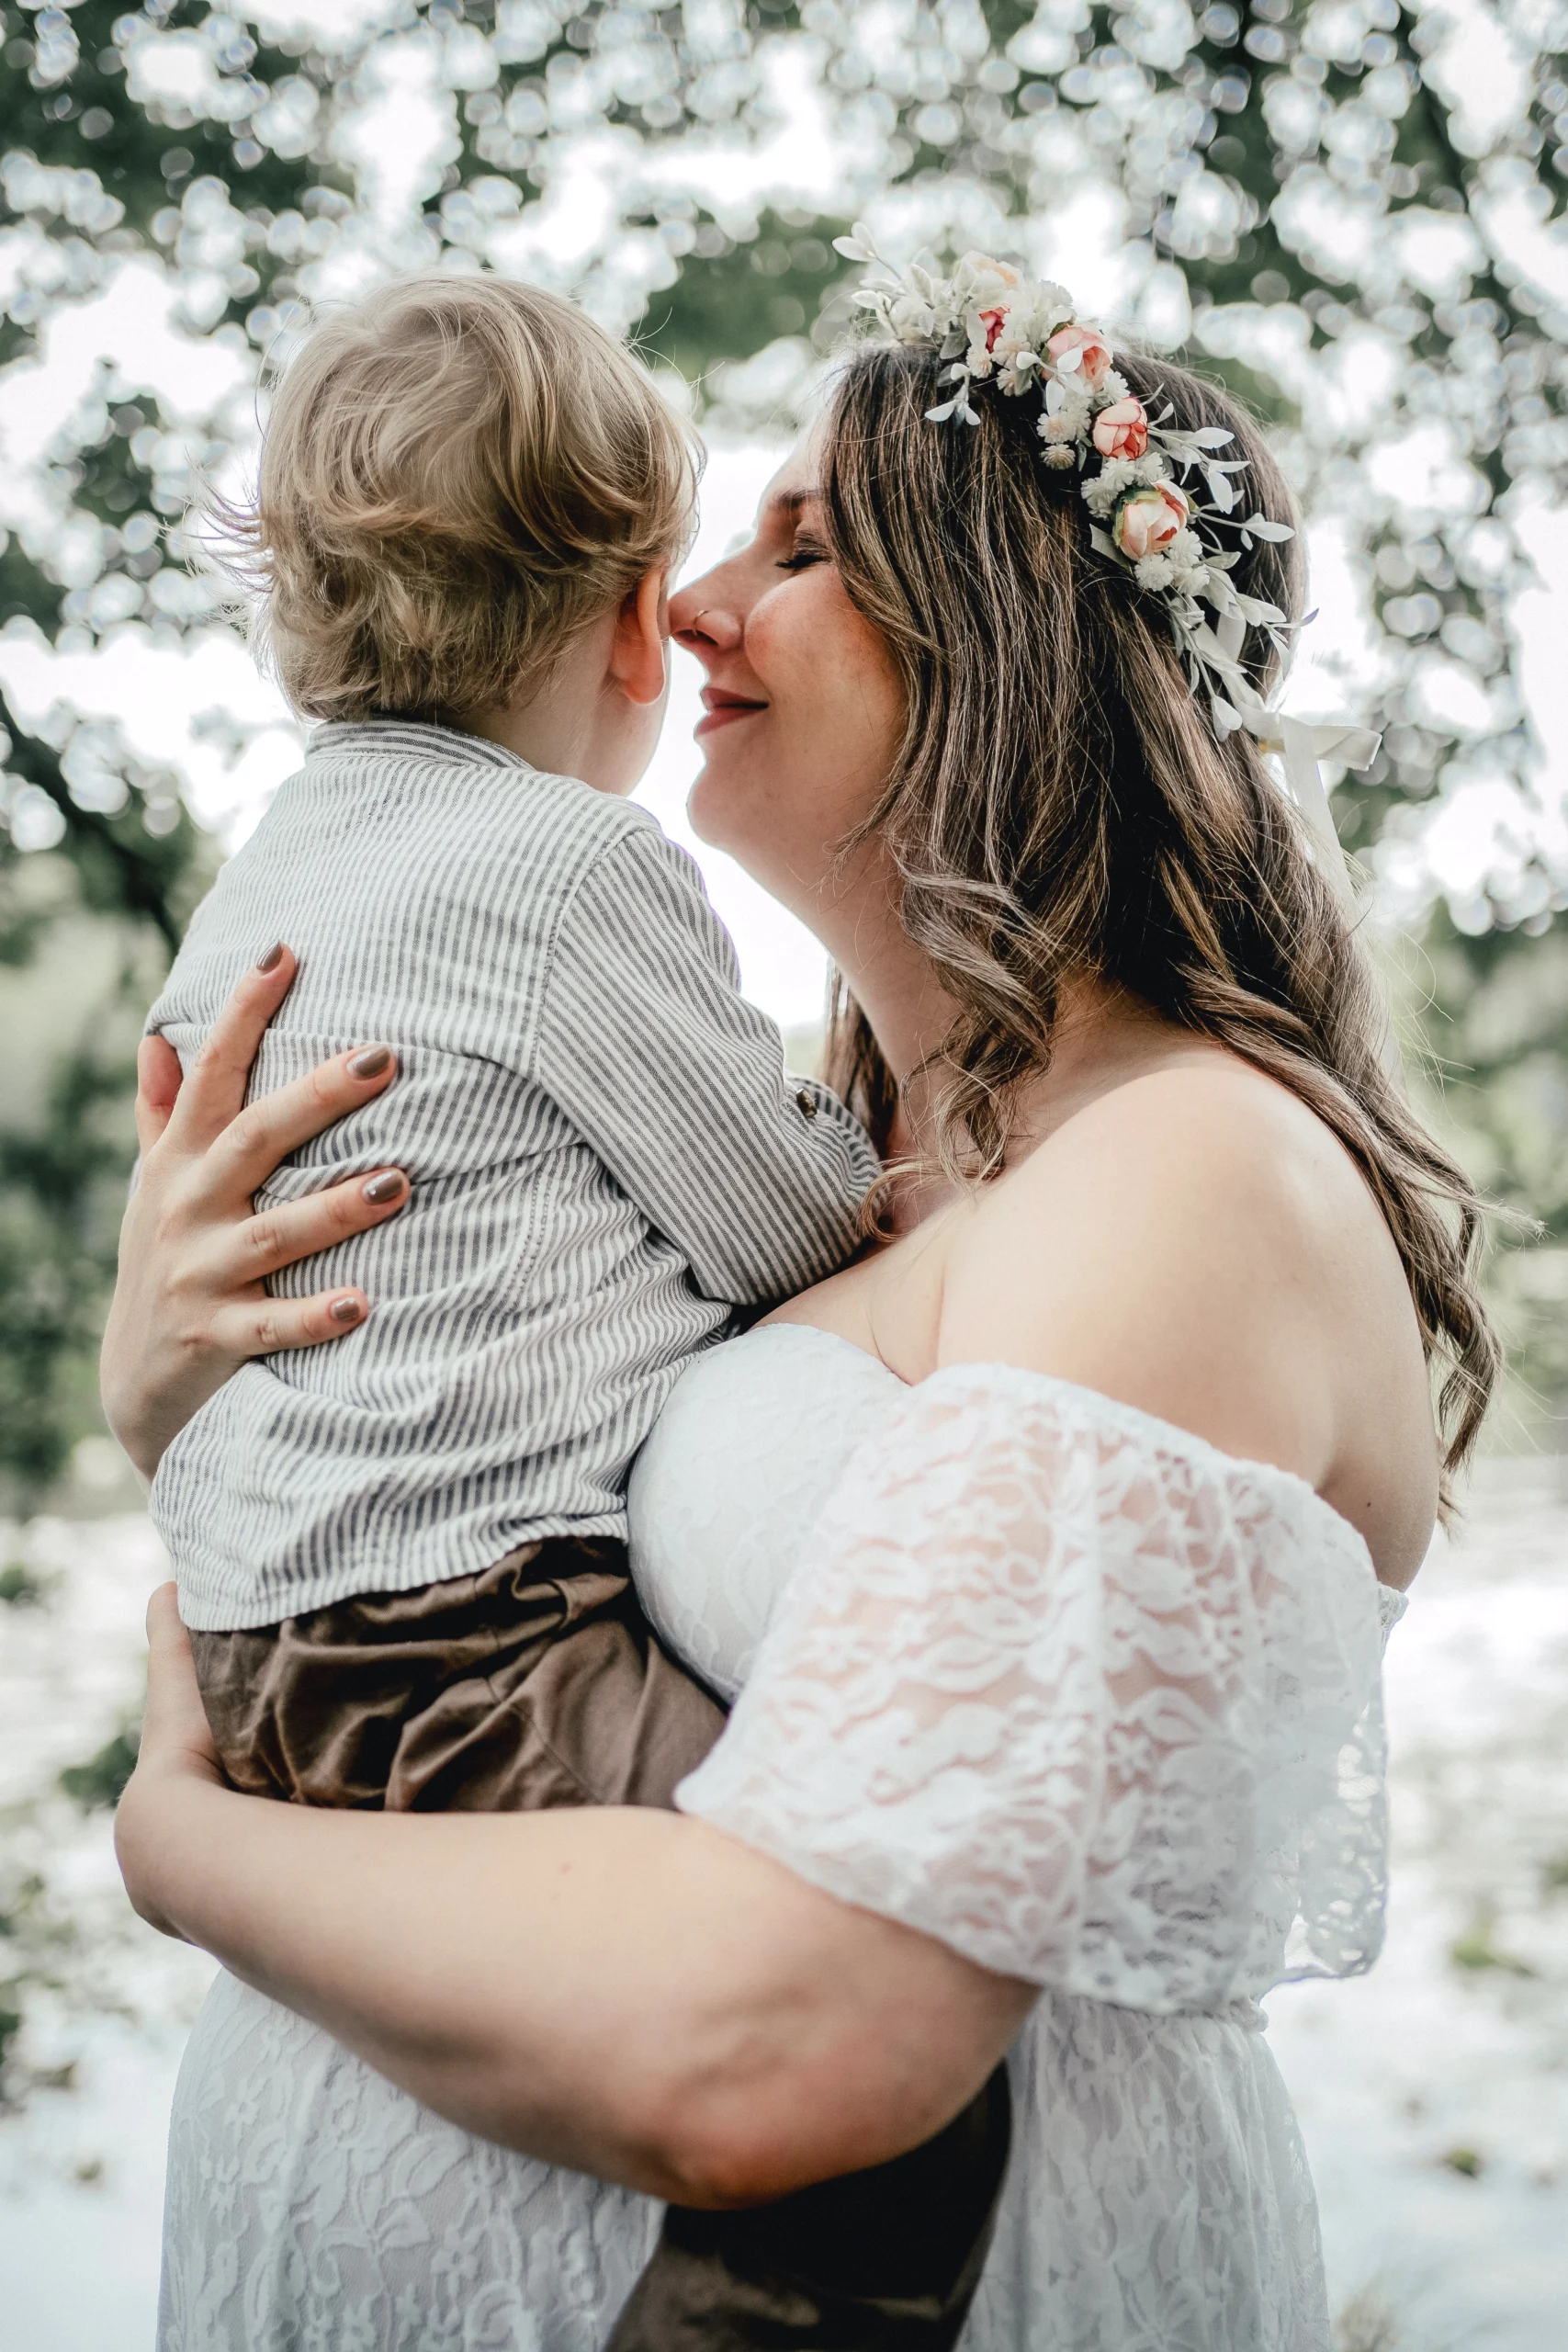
[608,2062,1011,2352]
[186,1540,724,1813]
[384,1539,727,1813]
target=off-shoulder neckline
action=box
[741,1320,1395,1597]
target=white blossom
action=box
[888,292,936,341]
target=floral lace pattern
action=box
[158,1329,1405,2350]
[680,1361,1398,2008]
[159,1966,660,2352]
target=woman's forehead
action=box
[757,435,824,526]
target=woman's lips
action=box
[695,692,766,739]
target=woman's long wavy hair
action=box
[818,338,1498,1492]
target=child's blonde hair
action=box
[225,275,698,721]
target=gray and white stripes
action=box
[148,719,877,1632]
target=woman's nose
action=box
[670,586,742,655]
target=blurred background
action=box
[0,3,1564,2346]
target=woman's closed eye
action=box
[776,535,830,573]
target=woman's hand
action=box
[115,1583,225,1939]
[100,944,411,1480]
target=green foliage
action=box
[0,1033,141,1494]
[0,1558,51,1605]
[633,207,853,378]
[1448,1905,1538,1975]
[57,1723,141,1812]
[1410,905,1568,1431]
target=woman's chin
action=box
[685,763,747,856]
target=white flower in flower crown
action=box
[965,324,1001,379]
[997,353,1043,395]
[888,290,938,342]
[951,251,1022,310]
[1081,454,1141,517]
[1002,285,1073,353]
[1134,554,1175,591]
[987,309,1047,384]
[1039,410,1079,447]
[1041,368,1092,438]
[1164,527,1206,587]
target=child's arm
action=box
[535,825,879,1303]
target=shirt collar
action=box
[310,718,531,773]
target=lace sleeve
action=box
[677,1363,1393,2011]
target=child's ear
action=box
[609,568,669,708]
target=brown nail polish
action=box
[362,1172,404,1204]
[256,941,286,973]
[329,1295,364,1325]
[347,1045,391,1080]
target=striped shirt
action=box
[147,719,878,1632]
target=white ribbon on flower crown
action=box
[1190,613,1380,908]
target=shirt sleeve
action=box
[676,1362,1393,2011]
[535,823,880,1305]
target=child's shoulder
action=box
[270,735,669,867]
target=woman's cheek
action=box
[756,577,900,790]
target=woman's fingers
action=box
[208,1044,400,1194]
[116,1587,224,1938]
[141,1583,222,1781]
[135,1034,186,1156]
[233,1167,410,1283]
[208,1286,373,1359]
[165,944,299,1150]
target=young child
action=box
[143,275,1009,2348]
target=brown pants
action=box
[189,1543,1010,2351]
[188,1539,724,1815]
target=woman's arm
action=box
[101,946,412,1477]
[117,1588,1032,2206]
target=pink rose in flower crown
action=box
[1113,481,1191,562]
[979,306,1009,354]
[1091,397,1149,461]
[1047,322,1113,387]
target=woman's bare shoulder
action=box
[936,1051,1437,1565]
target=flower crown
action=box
[834,227,1380,901]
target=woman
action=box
[111,278,1494,2351]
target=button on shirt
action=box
[147,720,879,1631]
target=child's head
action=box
[234,275,698,726]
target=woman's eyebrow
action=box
[761,487,824,524]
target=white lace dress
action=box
[157,1326,1404,2351]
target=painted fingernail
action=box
[256,941,286,973]
[346,1045,391,1080]
[362,1172,404,1204]
[329,1295,364,1326]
